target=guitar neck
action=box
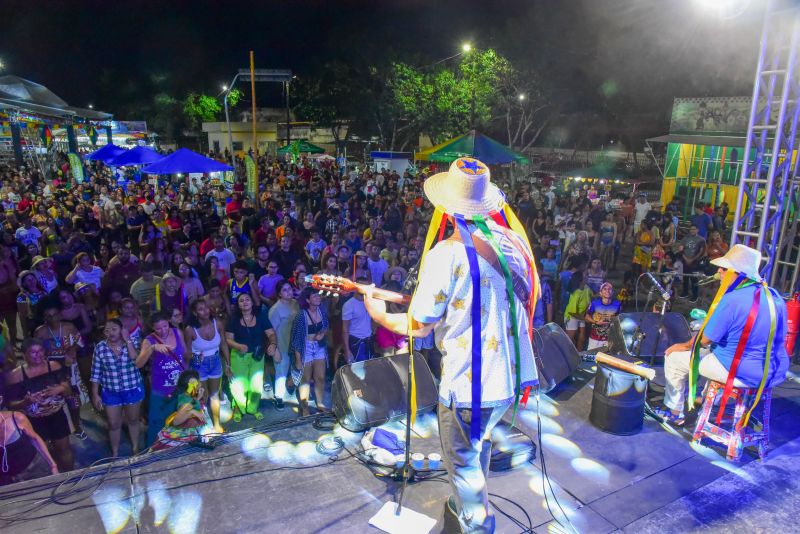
[354,283,412,305]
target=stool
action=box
[692,380,772,462]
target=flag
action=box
[68,152,84,184]
[88,125,98,146]
[245,155,257,199]
[41,125,52,147]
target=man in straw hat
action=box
[656,244,789,426]
[364,157,538,533]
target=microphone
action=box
[698,273,721,286]
[645,272,671,301]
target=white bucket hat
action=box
[710,244,763,281]
[423,157,505,218]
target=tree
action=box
[386,48,524,149]
[495,67,552,151]
[182,93,222,130]
[227,88,242,108]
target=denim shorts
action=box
[303,340,327,365]
[101,385,145,407]
[194,351,224,381]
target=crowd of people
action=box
[0,149,730,484]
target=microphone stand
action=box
[396,349,414,514]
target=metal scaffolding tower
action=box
[732,0,800,291]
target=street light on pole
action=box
[223,73,241,173]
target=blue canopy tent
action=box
[140,148,233,174]
[84,144,126,163]
[107,146,163,167]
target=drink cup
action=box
[411,453,425,469]
[428,453,441,469]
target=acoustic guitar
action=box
[305,274,412,305]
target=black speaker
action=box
[331,352,439,432]
[532,323,582,392]
[606,312,692,361]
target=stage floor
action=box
[2,362,800,534]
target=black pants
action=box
[348,335,374,362]
[683,262,702,300]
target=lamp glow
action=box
[462,43,473,53]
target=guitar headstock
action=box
[305,274,356,297]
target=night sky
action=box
[3,0,765,136]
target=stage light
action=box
[462,43,473,53]
[88,104,94,109]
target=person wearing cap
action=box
[363,157,538,533]
[656,245,790,425]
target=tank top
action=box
[1,413,36,477]
[229,278,252,306]
[19,361,66,417]
[147,329,186,396]
[192,319,221,357]
[305,310,324,337]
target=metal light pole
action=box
[223,73,241,177]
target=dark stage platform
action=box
[3,362,800,534]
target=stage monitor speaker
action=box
[532,323,582,392]
[331,352,438,433]
[606,312,692,361]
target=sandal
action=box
[652,406,685,426]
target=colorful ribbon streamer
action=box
[454,215,484,441]
[474,215,522,427]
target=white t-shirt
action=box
[205,248,236,275]
[75,266,104,290]
[341,297,373,339]
[15,226,41,247]
[634,201,651,225]
[411,225,538,408]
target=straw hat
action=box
[710,244,763,281]
[423,157,505,218]
[384,265,408,283]
[31,256,48,270]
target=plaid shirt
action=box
[90,340,144,392]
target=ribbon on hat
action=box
[738,282,778,430]
[474,215,523,427]
[454,214,483,442]
[688,271,778,430]
[688,270,742,410]
[406,206,447,429]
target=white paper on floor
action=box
[368,501,437,534]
